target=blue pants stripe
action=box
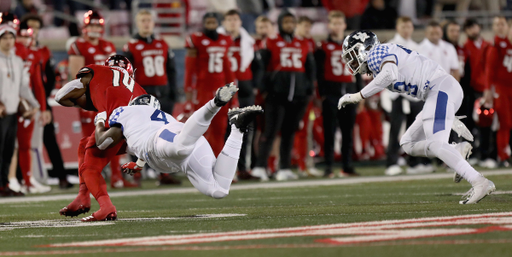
[159,129,176,143]
[433,91,448,134]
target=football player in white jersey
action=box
[338,30,495,204]
[91,83,263,201]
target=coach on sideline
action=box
[0,25,39,197]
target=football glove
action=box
[452,115,474,142]
[338,93,363,109]
[94,111,107,126]
[121,162,143,176]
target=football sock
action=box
[212,125,243,197]
[177,100,221,147]
[109,155,122,181]
[18,149,32,187]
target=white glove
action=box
[94,111,107,126]
[338,93,363,109]
[452,115,474,142]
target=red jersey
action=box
[184,32,235,86]
[486,36,512,90]
[228,37,252,81]
[14,42,28,61]
[36,45,52,85]
[304,37,316,52]
[319,40,354,83]
[263,34,310,73]
[68,37,116,65]
[76,64,146,119]
[463,38,491,92]
[123,36,170,86]
[255,38,265,51]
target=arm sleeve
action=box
[55,79,84,102]
[166,49,177,101]
[31,63,47,111]
[19,63,40,109]
[360,62,399,99]
[314,48,326,96]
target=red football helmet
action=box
[17,21,34,47]
[105,55,134,77]
[82,10,105,38]
[0,12,20,29]
[473,98,494,127]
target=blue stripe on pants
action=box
[433,91,448,134]
[159,129,176,142]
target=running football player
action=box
[338,30,495,204]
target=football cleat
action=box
[82,212,117,222]
[385,165,403,176]
[59,204,91,217]
[82,206,117,222]
[459,178,495,204]
[452,142,473,183]
[275,169,299,181]
[251,167,269,182]
[214,82,238,106]
[228,105,264,133]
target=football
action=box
[17,98,33,119]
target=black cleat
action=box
[214,82,238,107]
[228,105,264,132]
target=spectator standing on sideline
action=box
[462,19,496,169]
[486,17,512,166]
[315,11,360,177]
[251,10,315,181]
[360,0,397,30]
[122,9,181,186]
[254,16,274,50]
[21,14,73,189]
[218,9,259,180]
[384,16,433,176]
[0,24,39,197]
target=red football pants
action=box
[80,110,122,181]
[17,118,34,187]
[495,87,512,160]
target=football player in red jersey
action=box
[14,20,51,193]
[254,16,274,51]
[219,9,259,180]
[486,17,512,166]
[22,14,72,189]
[122,9,181,186]
[184,12,235,156]
[68,10,135,188]
[251,10,316,181]
[56,55,146,221]
[315,11,361,177]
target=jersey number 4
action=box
[112,69,135,92]
[151,109,169,124]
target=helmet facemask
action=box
[342,42,369,75]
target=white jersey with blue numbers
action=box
[367,43,447,100]
[108,105,182,160]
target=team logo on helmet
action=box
[353,32,370,42]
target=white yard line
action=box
[1,169,511,204]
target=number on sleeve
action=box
[112,69,135,92]
[150,109,169,124]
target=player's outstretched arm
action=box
[338,61,398,109]
[94,112,124,150]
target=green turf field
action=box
[1,168,512,257]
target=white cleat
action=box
[251,167,269,182]
[459,178,496,204]
[385,165,403,176]
[306,167,324,177]
[479,158,497,169]
[275,169,299,181]
[214,82,239,106]
[8,178,22,192]
[452,142,473,183]
[28,177,51,194]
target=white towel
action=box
[217,26,255,72]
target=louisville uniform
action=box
[184,32,235,155]
[486,36,512,161]
[316,38,358,174]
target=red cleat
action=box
[59,198,91,217]
[81,206,117,222]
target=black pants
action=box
[144,85,175,115]
[256,94,308,169]
[462,91,496,160]
[0,114,18,187]
[386,96,430,167]
[322,95,357,172]
[43,112,67,180]
[236,80,254,171]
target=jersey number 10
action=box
[112,69,135,92]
